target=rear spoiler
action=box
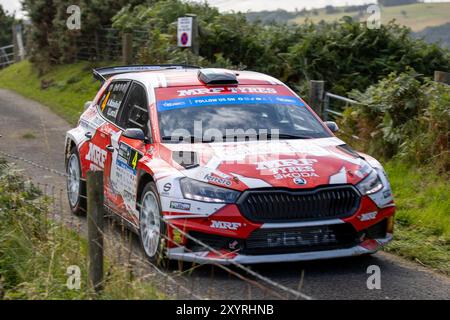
[93,64,200,83]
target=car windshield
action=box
[158,102,331,143]
[157,88,331,142]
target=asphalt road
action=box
[0,88,449,300]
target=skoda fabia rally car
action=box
[65,65,395,264]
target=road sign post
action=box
[309,80,325,118]
[177,15,199,55]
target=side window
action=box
[98,81,130,123]
[119,83,149,134]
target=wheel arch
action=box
[65,137,77,167]
[136,171,155,210]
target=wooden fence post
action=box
[122,32,133,65]
[87,171,104,294]
[309,80,325,118]
[186,14,199,55]
[434,71,450,85]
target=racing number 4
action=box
[131,151,138,170]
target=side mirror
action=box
[123,128,146,141]
[84,101,93,111]
[325,121,339,133]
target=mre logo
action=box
[210,220,242,230]
[86,143,107,170]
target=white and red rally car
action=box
[65,65,395,264]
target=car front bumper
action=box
[167,234,393,265]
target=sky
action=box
[1,0,448,18]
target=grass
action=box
[290,3,450,32]
[0,158,164,300]
[384,161,450,275]
[21,132,36,139]
[0,61,100,125]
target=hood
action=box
[159,137,372,191]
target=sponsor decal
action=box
[256,158,319,180]
[267,228,336,248]
[293,177,307,185]
[163,183,172,192]
[85,143,107,170]
[172,229,183,244]
[117,142,142,172]
[204,174,232,187]
[106,107,118,118]
[210,220,242,231]
[177,87,278,97]
[100,91,111,111]
[383,190,391,199]
[358,211,378,222]
[157,94,303,112]
[170,201,191,211]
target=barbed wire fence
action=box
[0,150,313,300]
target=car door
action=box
[91,80,131,211]
[109,81,152,224]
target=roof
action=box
[111,68,283,88]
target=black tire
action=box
[66,147,86,216]
[139,182,167,265]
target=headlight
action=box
[356,169,383,195]
[180,178,240,203]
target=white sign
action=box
[177,17,193,48]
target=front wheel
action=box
[66,147,86,215]
[139,182,166,264]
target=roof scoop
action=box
[198,68,238,85]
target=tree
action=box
[22,0,150,71]
[0,5,15,47]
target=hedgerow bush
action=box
[340,70,449,172]
[111,0,450,96]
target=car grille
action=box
[237,185,361,223]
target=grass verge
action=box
[0,61,100,125]
[0,158,164,299]
[384,161,450,275]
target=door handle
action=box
[106,145,115,153]
[85,132,92,139]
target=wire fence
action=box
[0,45,14,69]
[75,27,122,62]
[0,150,313,300]
[74,27,154,63]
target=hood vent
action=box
[336,144,363,159]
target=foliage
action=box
[0,5,15,47]
[340,69,449,172]
[384,161,450,275]
[111,1,450,97]
[21,0,149,73]
[0,158,163,299]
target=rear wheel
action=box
[66,147,86,215]
[139,182,167,264]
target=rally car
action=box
[65,65,395,264]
